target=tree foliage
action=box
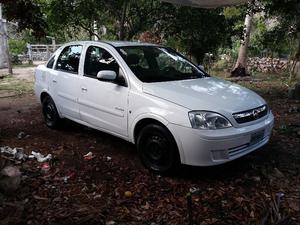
[0,0,47,37]
[43,0,236,63]
[249,16,289,58]
[1,0,240,64]
[47,0,108,40]
[262,0,300,77]
[157,4,234,63]
[46,0,163,41]
[8,39,26,54]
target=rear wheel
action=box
[42,96,61,128]
[137,124,180,174]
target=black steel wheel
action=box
[137,124,180,173]
[42,96,61,128]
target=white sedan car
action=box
[35,41,274,173]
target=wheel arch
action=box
[131,114,169,144]
[40,91,51,103]
[131,114,186,164]
[39,91,62,118]
[133,118,167,144]
[133,116,185,172]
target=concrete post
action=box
[52,38,56,52]
[93,21,98,41]
[0,4,12,73]
[4,21,12,74]
[27,43,33,64]
[46,36,56,52]
[0,3,7,69]
[46,45,50,59]
[0,23,4,68]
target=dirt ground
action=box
[0,68,299,225]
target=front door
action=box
[78,45,128,137]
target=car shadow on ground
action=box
[58,118,273,181]
[177,155,260,180]
[57,118,138,153]
[164,143,274,183]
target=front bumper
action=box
[168,112,274,166]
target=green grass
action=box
[210,70,300,101]
[0,75,34,97]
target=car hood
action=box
[142,77,266,113]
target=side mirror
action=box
[198,65,204,71]
[97,70,117,81]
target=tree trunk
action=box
[231,13,253,77]
[289,41,300,81]
[119,1,129,40]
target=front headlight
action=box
[188,111,232,130]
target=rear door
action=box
[78,45,129,137]
[51,45,83,119]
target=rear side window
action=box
[47,55,55,69]
[55,45,82,74]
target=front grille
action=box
[233,105,268,124]
[227,135,268,158]
[228,144,249,158]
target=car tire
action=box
[137,124,180,174]
[42,96,61,129]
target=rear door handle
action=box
[52,79,57,83]
[81,87,88,92]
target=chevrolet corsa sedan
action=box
[35,41,274,173]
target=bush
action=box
[213,58,231,71]
[11,54,22,65]
[9,39,27,55]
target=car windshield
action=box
[116,46,205,83]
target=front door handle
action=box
[115,107,125,112]
[52,79,57,83]
[81,87,88,92]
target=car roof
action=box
[65,40,160,48]
[105,41,159,47]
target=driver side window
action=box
[84,46,127,86]
[84,46,119,77]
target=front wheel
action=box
[137,124,180,174]
[42,96,61,128]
